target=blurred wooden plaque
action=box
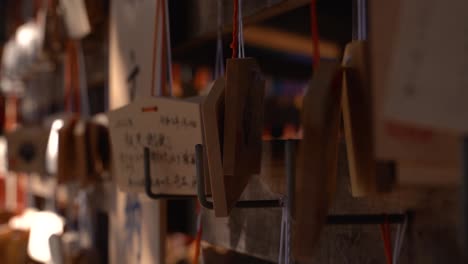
[369,0,460,186]
[201,78,231,216]
[108,97,203,194]
[342,41,377,197]
[294,61,342,262]
[6,126,49,174]
[57,116,79,183]
[223,58,265,178]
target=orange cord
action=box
[310,0,320,69]
[192,203,203,264]
[380,218,393,264]
[230,0,239,58]
[193,224,203,264]
[64,41,72,112]
[73,42,80,114]
[65,40,80,114]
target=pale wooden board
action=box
[202,141,465,263]
[107,1,167,263]
[109,0,163,108]
[108,190,167,264]
[107,97,202,194]
[223,58,265,177]
[341,41,377,197]
[201,78,229,216]
[294,61,342,263]
[368,0,461,187]
[384,0,468,133]
[369,0,460,164]
[60,0,91,39]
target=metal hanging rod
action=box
[144,147,195,200]
[142,140,408,225]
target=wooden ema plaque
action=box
[88,115,111,180]
[201,78,229,216]
[57,116,79,183]
[6,126,49,175]
[223,58,264,178]
[369,0,460,186]
[74,120,99,186]
[369,0,459,164]
[216,58,265,217]
[294,61,342,262]
[342,41,377,197]
[108,97,203,194]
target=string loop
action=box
[230,0,239,58]
[151,0,173,97]
[230,0,244,58]
[215,0,225,78]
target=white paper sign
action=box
[108,97,202,194]
[108,1,168,263]
[109,191,166,264]
[384,0,468,133]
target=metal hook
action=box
[145,141,408,226]
[144,147,195,200]
[196,139,408,224]
[195,143,284,209]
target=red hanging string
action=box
[33,0,40,17]
[65,40,80,114]
[310,0,320,69]
[73,42,81,114]
[151,0,162,97]
[192,202,203,264]
[380,217,393,264]
[230,0,239,58]
[64,41,73,112]
[4,96,19,132]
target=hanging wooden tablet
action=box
[74,120,94,186]
[108,97,203,194]
[294,61,342,262]
[342,41,377,197]
[201,78,229,216]
[108,1,168,263]
[88,114,111,180]
[60,0,91,39]
[185,95,212,196]
[369,0,460,186]
[383,0,468,134]
[369,0,458,163]
[223,58,265,177]
[57,116,79,183]
[6,126,49,174]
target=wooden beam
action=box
[173,0,311,54]
[243,26,340,59]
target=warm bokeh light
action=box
[46,119,64,175]
[27,211,64,263]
